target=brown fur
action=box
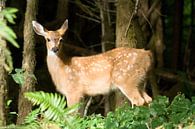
[32,20,153,107]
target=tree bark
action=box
[0,0,8,126]
[151,3,164,68]
[46,0,68,27]
[99,0,115,52]
[189,0,195,71]
[0,47,8,126]
[171,0,184,69]
[17,0,38,124]
[56,0,68,22]
[0,63,7,126]
[147,1,164,97]
[115,0,146,107]
[116,0,145,48]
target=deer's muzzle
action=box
[51,47,59,53]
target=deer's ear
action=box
[58,19,68,35]
[32,21,47,36]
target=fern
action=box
[24,91,67,121]
[24,108,40,125]
[0,7,19,48]
[24,91,79,129]
[20,122,40,129]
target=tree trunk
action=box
[148,1,164,97]
[115,0,146,107]
[189,0,195,71]
[171,0,184,69]
[0,61,8,126]
[17,0,38,124]
[99,0,115,52]
[116,0,145,48]
[56,0,68,22]
[98,0,115,115]
[0,0,8,126]
[0,46,8,126]
[150,3,164,68]
[46,0,68,27]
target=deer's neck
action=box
[47,53,66,73]
[47,49,71,70]
[46,50,72,94]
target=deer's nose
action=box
[51,47,59,53]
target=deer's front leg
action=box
[66,93,86,116]
[66,93,83,107]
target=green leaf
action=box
[3,45,14,72]
[25,92,67,121]
[1,8,18,24]
[24,108,40,124]
[6,100,12,107]
[11,68,25,86]
[0,21,19,48]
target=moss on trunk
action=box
[17,0,38,124]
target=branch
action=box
[140,0,161,26]
[155,69,195,88]
[64,43,97,55]
[83,97,92,116]
[146,0,161,18]
[76,13,101,23]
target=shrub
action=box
[4,92,195,129]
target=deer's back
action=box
[68,47,153,94]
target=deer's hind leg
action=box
[139,82,152,104]
[117,80,145,106]
[142,91,152,103]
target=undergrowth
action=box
[2,92,195,129]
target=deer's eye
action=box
[59,38,63,42]
[46,38,51,42]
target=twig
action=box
[63,43,97,55]
[83,97,93,116]
[125,0,140,37]
[147,0,161,18]
[140,10,153,32]
[125,13,135,37]
[140,0,161,26]
[155,69,195,88]
[76,13,101,23]
[134,0,139,14]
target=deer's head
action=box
[32,20,68,55]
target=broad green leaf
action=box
[11,68,25,86]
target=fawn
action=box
[32,19,153,107]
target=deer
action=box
[32,19,153,109]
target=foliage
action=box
[0,7,19,72]
[25,92,67,121]
[6,92,192,129]
[0,7,19,48]
[11,68,25,86]
[24,91,80,129]
[104,95,195,129]
[11,68,37,87]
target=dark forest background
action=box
[0,0,195,125]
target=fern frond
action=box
[24,108,40,124]
[20,122,40,129]
[3,122,40,129]
[24,91,66,121]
